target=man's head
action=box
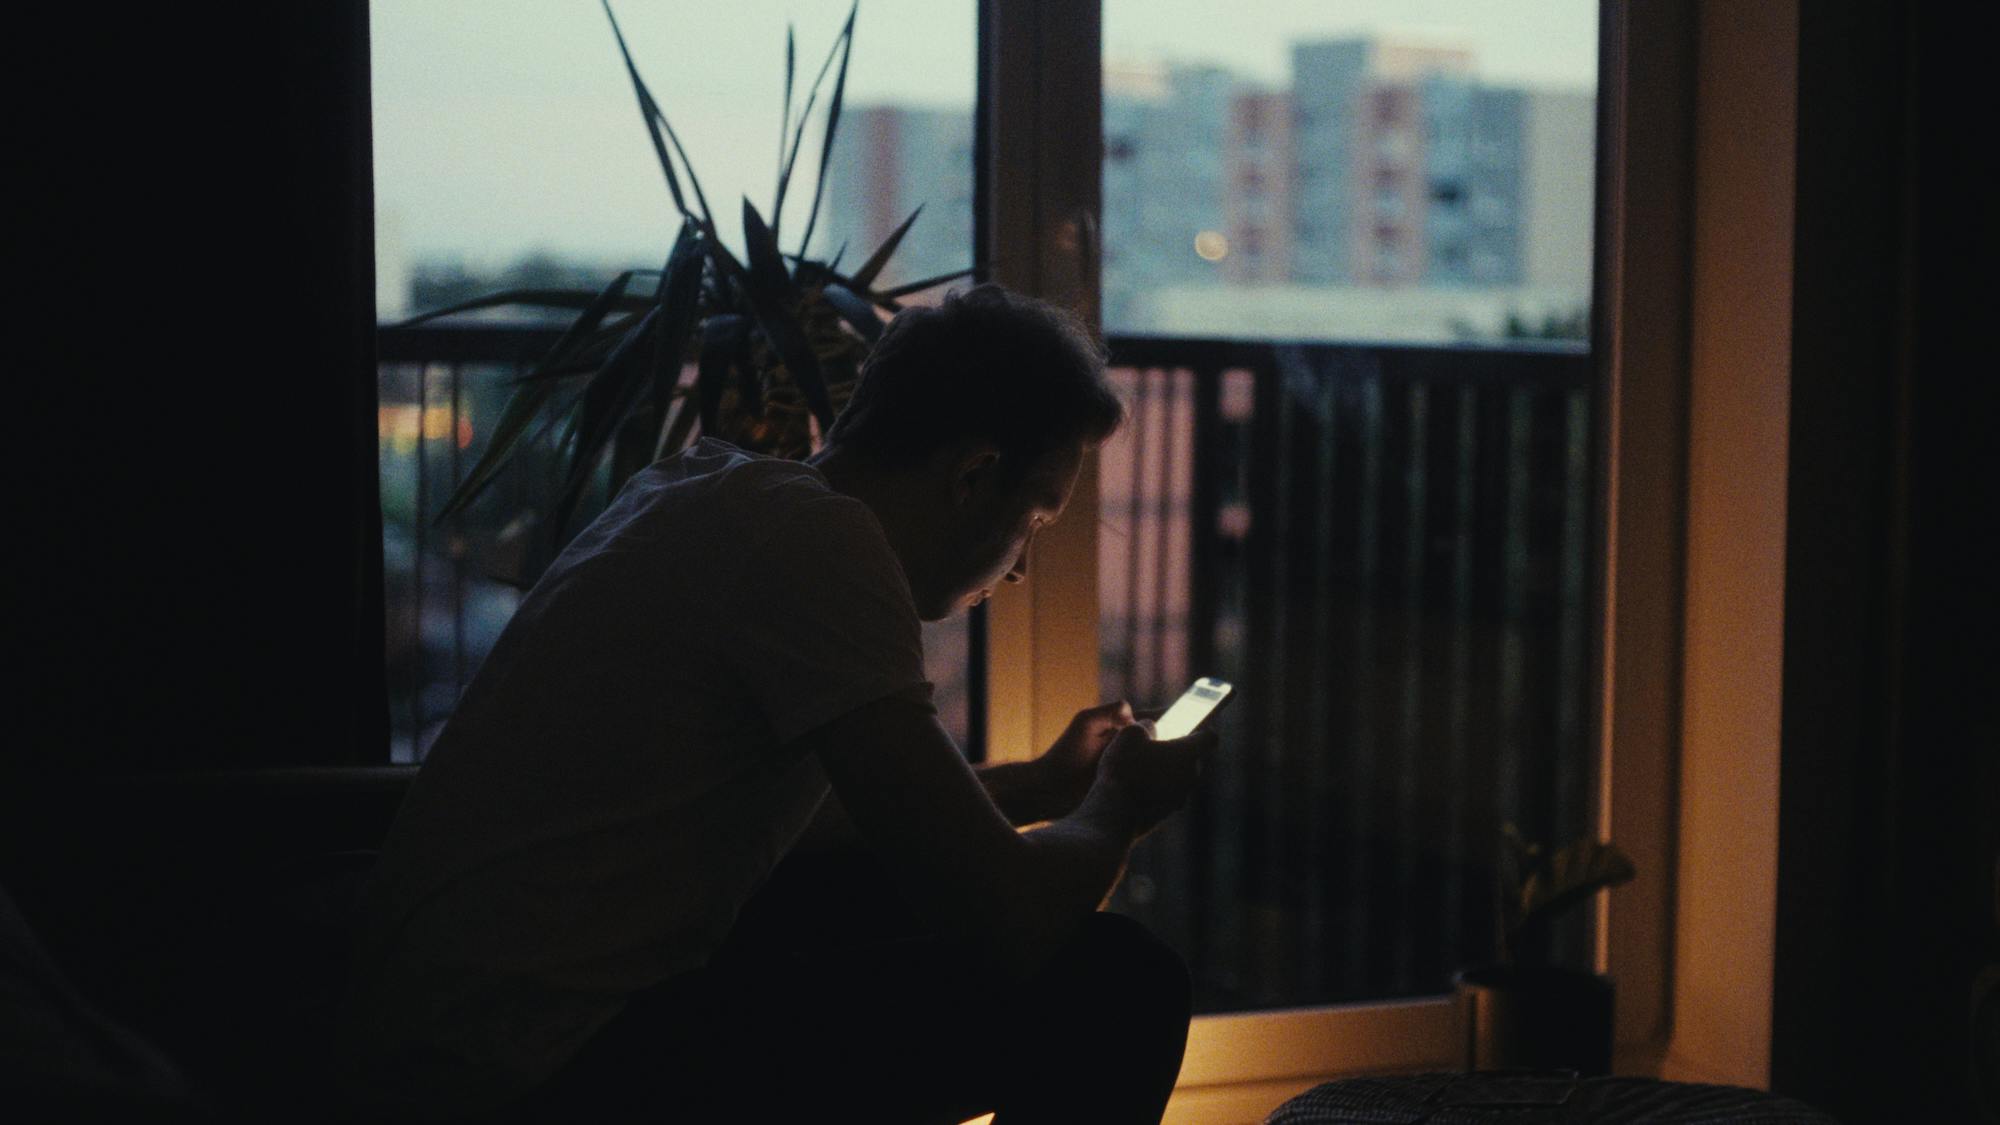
[820,284,1124,620]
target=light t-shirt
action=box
[335,439,933,1119]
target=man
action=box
[336,285,1216,1123]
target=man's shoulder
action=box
[548,440,887,592]
[648,439,832,510]
[573,441,822,544]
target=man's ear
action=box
[951,446,1003,507]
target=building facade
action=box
[825,40,1593,341]
[815,104,975,295]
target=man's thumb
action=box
[1089,699,1136,724]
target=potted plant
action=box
[396,1,972,558]
[1453,824,1636,1075]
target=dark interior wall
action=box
[1773,1,1997,1118]
[6,12,392,1097]
[12,5,385,776]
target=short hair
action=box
[825,284,1123,471]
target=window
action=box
[1098,0,1602,1094]
[370,0,978,761]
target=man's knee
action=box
[1049,912,1192,1026]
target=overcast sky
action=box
[371,0,1597,269]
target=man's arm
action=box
[795,695,1208,979]
[972,759,1071,826]
[794,698,1136,849]
[790,761,1054,854]
[980,699,1142,826]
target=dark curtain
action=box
[1772,1,1997,1119]
[11,3,386,775]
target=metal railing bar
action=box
[1393,380,1430,989]
[378,323,564,364]
[450,362,467,696]
[1343,375,1385,990]
[410,362,430,761]
[380,325,1590,388]
[1443,382,1479,968]
[1108,335,1587,384]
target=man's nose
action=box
[1004,547,1029,583]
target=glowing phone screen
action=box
[1152,678,1232,740]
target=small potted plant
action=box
[1453,824,1636,1075]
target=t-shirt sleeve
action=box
[722,483,934,745]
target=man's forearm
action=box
[798,756,1082,857]
[979,791,1138,976]
[976,758,1085,826]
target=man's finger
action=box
[1076,700,1134,727]
[1111,723,1155,748]
[1192,730,1217,772]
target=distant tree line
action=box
[1503,306,1590,341]
[408,252,642,323]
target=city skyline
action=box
[809,34,1595,342]
[371,0,1595,270]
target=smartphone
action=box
[1151,677,1234,740]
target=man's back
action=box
[335,438,931,1119]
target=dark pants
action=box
[506,848,1193,1124]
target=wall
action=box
[1663,0,1797,1089]
[14,6,386,776]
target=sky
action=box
[370,0,1597,271]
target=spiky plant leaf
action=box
[1518,839,1636,935]
[740,199,835,427]
[694,314,751,438]
[795,1,857,260]
[514,316,647,383]
[849,206,923,291]
[819,282,884,343]
[643,221,707,447]
[437,271,640,522]
[600,2,715,229]
[393,288,647,328]
[879,266,980,300]
[1493,826,1635,966]
[774,5,849,234]
[600,0,692,220]
[550,304,660,535]
[776,24,795,216]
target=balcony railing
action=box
[1098,335,1594,1012]
[377,323,1595,1013]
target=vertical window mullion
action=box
[979,0,1105,762]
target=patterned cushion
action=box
[1266,1073,1839,1124]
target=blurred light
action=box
[1194,230,1229,261]
[421,405,454,442]
[377,404,474,453]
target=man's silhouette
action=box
[336,285,1214,1123]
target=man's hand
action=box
[1078,722,1217,841]
[1037,700,1139,816]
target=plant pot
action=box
[1452,964,1614,1075]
